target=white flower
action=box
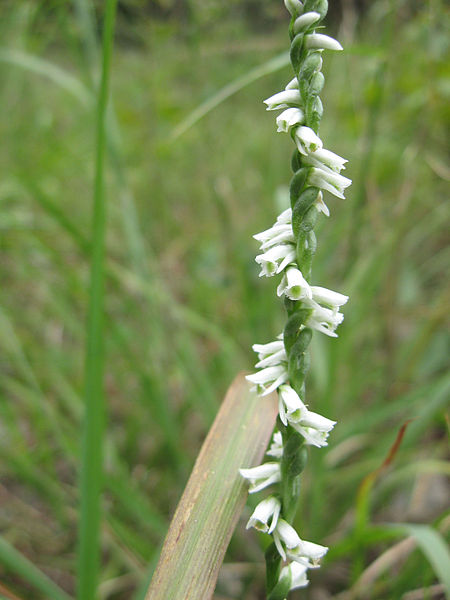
[277,266,312,301]
[252,337,286,368]
[267,431,284,458]
[255,244,296,277]
[285,77,299,90]
[278,561,309,591]
[239,462,281,494]
[273,520,328,567]
[316,191,330,217]
[254,223,294,250]
[252,338,284,357]
[291,410,336,447]
[273,519,302,561]
[311,285,348,308]
[293,11,321,34]
[287,538,328,568]
[294,126,323,156]
[284,0,304,17]
[246,364,288,396]
[246,496,281,534]
[278,385,336,445]
[304,299,344,337]
[264,89,301,111]
[278,384,307,426]
[276,108,305,133]
[308,167,352,199]
[305,33,343,51]
[276,207,293,224]
[303,147,348,174]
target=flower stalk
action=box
[241,1,351,598]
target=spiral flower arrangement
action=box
[240,1,351,597]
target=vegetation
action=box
[0,1,448,598]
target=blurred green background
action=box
[0,0,449,599]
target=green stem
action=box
[77,2,118,599]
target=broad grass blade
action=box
[145,373,278,600]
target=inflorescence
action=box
[240,1,351,598]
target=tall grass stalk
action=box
[77,1,118,599]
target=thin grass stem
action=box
[77,1,118,599]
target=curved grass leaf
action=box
[144,373,278,600]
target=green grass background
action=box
[0,0,449,598]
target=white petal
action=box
[264,89,302,111]
[305,33,343,51]
[284,0,304,17]
[293,11,321,34]
[276,107,305,133]
[285,77,299,90]
[311,286,348,308]
[294,126,323,156]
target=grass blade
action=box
[400,524,450,599]
[77,1,118,598]
[145,373,278,600]
[171,52,289,139]
[0,536,71,600]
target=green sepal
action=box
[309,71,325,97]
[283,312,312,353]
[290,33,305,74]
[265,542,282,594]
[267,571,292,600]
[289,168,311,209]
[297,230,317,275]
[306,95,323,132]
[291,149,302,172]
[283,432,307,477]
[292,186,320,237]
[299,205,319,233]
[280,429,304,519]
[288,15,297,42]
[298,52,322,101]
[304,0,328,19]
[288,345,311,393]
[283,296,298,317]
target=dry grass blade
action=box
[145,373,278,600]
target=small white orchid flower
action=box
[311,286,348,308]
[304,298,345,337]
[278,384,307,426]
[304,147,348,173]
[308,167,352,199]
[285,77,299,90]
[294,126,323,156]
[278,561,309,591]
[276,108,305,133]
[254,223,294,250]
[255,244,296,277]
[246,496,281,534]
[251,336,286,368]
[276,207,293,224]
[291,410,336,447]
[264,89,302,111]
[267,431,284,458]
[273,519,302,561]
[293,11,321,34]
[287,538,328,568]
[284,0,304,17]
[277,266,312,301]
[305,33,343,51]
[315,191,330,216]
[273,519,328,567]
[252,338,284,357]
[246,364,288,396]
[239,462,281,494]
